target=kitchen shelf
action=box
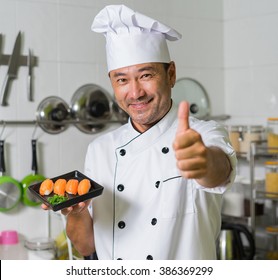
[221,214,251,226]
[249,140,278,259]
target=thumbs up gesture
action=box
[173,101,208,180]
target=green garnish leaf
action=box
[47,194,68,205]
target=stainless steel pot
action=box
[70,84,114,134]
[36,96,70,134]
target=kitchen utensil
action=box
[0,140,22,212]
[70,84,114,134]
[28,170,104,212]
[0,31,21,106]
[0,34,3,63]
[172,77,211,119]
[27,49,33,101]
[36,96,70,134]
[21,139,45,206]
[217,222,255,260]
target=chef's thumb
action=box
[176,101,190,133]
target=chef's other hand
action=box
[41,199,91,216]
[173,101,208,180]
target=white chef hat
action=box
[91,5,182,72]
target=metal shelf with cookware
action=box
[0,83,128,134]
[249,140,278,259]
[0,32,128,134]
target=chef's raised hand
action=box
[173,101,208,180]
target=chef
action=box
[45,5,237,260]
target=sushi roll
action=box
[78,179,91,195]
[39,179,54,196]
[65,179,79,195]
[54,178,66,196]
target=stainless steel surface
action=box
[0,31,21,106]
[0,119,123,126]
[70,84,114,134]
[203,114,230,121]
[112,101,129,123]
[27,49,33,101]
[36,96,71,134]
[0,140,22,211]
[217,230,233,260]
[0,181,22,209]
[0,32,21,106]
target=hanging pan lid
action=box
[172,77,211,119]
[70,84,114,134]
[36,96,70,134]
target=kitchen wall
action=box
[224,0,278,125]
[0,0,277,245]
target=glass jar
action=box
[267,118,278,153]
[229,125,265,154]
[265,161,278,197]
[24,237,56,260]
[228,125,242,153]
[240,125,265,153]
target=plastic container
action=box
[267,118,278,153]
[265,161,278,197]
[222,176,245,217]
[0,230,28,260]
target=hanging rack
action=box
[0,119,125,126]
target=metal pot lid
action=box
[172,78,211,119]
[70,84,114,134]
[112,101,129,124]
[36,96,70,134]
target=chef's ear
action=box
[168,61,176,88]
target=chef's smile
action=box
[128,97,154,110]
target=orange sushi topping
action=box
[65,179,79,195]
[39,179,54,196]
[54,178,67,196]
[78,179,91,195]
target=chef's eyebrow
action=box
[110,66,156,79]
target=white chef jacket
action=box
[84,102,237,260]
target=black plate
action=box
[28,170,104,211]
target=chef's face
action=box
[109,61,176,133]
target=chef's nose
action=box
[129,80,145,99]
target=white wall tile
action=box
[171,17,223,68]
[16,1,59,61]
[225,65,278,120]
[58,5,96,63]
[225,14,278,67]
[0,0,16,40]
[224,0,251,20]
